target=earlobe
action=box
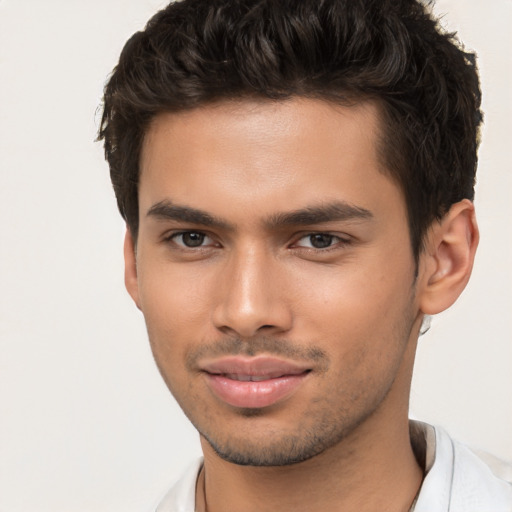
[124,228,141,310]
[419,199,479,315]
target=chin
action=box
[200,417,352,467]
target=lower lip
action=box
[204,373,309,409]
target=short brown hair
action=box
[98,0,482,259]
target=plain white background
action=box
[0,1,510,510]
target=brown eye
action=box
[173,232,209,247]
[308,234,335,249]
[293,233,350,251]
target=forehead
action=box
[139,98,403,223]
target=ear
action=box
[418,199,479,315]
[124,228,141,310]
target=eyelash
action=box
[164,231,217,249]
[292,233,351,251]
[163,230,351,252]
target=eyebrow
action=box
[146,200,373,230]
[146,201,233,230]
[265,202,373,228]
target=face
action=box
[128,98,424,466]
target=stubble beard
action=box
[193,321,418,467]
[199,401,381,466]
[156,295,419,468]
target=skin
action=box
[125,98,478,512]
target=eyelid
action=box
[160,229,352,251]
[291,232,352,250]
[163,229,219,248]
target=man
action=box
[98,0,512,510]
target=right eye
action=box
[169,231,214,248]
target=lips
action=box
[223,374,274,382]
[200,356,311,409]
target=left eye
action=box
[295,233,343,249]
[171,232,213,248]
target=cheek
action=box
[294,256,416,367]
[300,264,412,327]
[139,258,212,321]
[137,263,216,365]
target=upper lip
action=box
[200,356,311,379]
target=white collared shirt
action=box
[412,422,512,511]
[155,422,512,512]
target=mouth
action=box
[222,374,287,382]
[200,356,311,409]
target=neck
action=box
[197,327,424,512]
[198,414,422,512]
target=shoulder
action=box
[449,431,512,511]
[470,447,512,484]
[155,458,203,512]
[415,422,512,512]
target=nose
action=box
[212,245,293,338]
